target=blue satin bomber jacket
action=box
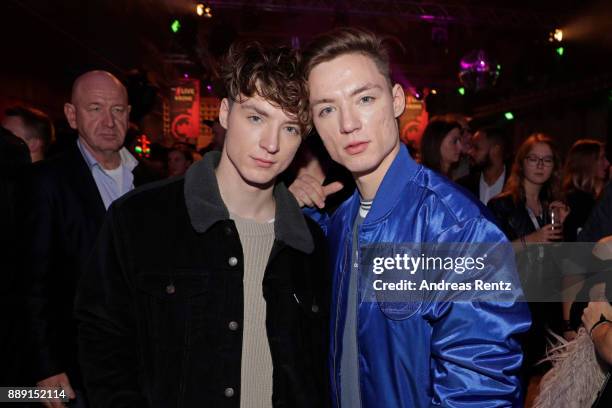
[310,145,532,407]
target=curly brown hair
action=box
[221,41,310,136]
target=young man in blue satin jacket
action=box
[290,27,531,407]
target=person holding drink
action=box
[487,133,568,245]
[487,133,569,399]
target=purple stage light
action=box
[458,50,499,92]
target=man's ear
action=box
[391,84,406,118]
[64,103,77,130]
[219,98,231,130]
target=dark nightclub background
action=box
[1,0,611,156]
[3,2,612,407]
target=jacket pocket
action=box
[374,281,422,321]
[134,269,210,348]
[136,269,209,300]
[292,290,324,318]
[369,269,421,321]
[376,300,422,321]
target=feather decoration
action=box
[533,328,607,408]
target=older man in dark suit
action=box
[19,71,155,408]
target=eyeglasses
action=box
[524,155,554,167]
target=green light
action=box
[135,146,142,153]
[171,19,181,33]
[504,112,514,120]
[496,64,501,71]
[556,46,564,56]
[458,87,465,96]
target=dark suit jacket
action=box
[18,143,156,386]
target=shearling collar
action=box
[184,151,314,254]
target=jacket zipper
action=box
[354,227,363,408]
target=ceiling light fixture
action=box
[196,3,212,18]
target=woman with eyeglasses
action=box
[487,133,568,245]
[487,133,569,397]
